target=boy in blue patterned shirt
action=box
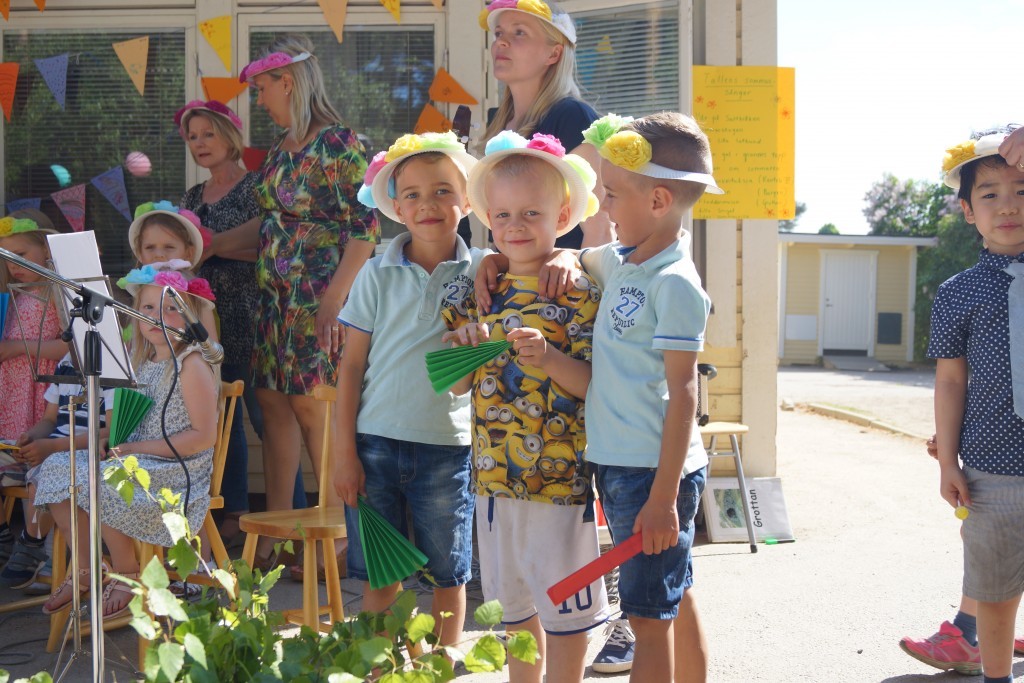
[929,127,1024,683]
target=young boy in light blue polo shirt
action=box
[580,111,720,682]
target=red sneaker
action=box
[899,621,981,675]
[1015,636,1024,655]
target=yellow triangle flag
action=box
[0,1,9,21]
[201,77,248,104]
[317,0,349,43]
[34,0,45,9]
[113,36,149,96]
[430,0,442,8]
[413,103,451,135]
[0,63,18,121]
[428,67,478,105]
[380,0,400,24]
[199,15,232,72]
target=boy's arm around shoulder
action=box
[934,356,970,508]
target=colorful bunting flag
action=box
[112,36,149,96]
[596,35,613,54]
[0,63,18,122]
[90,166,131,221]
[380,0,400,23]
[201,77,247,105]
[242,147,268,172]
[428,67,478,105]
[413,103,451,135]
[198,15,232,72]
[34,53,68,109]
[317,0,349,43]
[7,198,41,213]
[0,1,8,21]
[430,0,442,9]
[51,184,86,233]
[34,0,45,10]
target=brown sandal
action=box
[42,567,90,615]
[102,571,139,620]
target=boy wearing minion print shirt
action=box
[442,131,610,683]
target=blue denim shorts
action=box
[595,465,706,620]
[344,434,474,589]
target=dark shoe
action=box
[0,540,47,589]
[592,618,635,674]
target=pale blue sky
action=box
[778,0,1022,234]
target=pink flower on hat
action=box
[154,271,189,291]
[526,133,565,158]
[186,278,216,302]
[364,151,388,185]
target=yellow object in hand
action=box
[955,505,969,520]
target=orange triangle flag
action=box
[317,0,349,43]
[413,103,451,135]
[34,0,45,9]
[430,0,442,8]
[380,0,400,23]
[199,15,232,72]
[429,67,478,105]
[201,77,248,105]
[0,0,9,21]
[0,63,18,121]
[113,36,149,96]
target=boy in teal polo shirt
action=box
[580,111,720,682]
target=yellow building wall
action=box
[781,244,820,364]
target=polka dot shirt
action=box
[928,249,1024,476]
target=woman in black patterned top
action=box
[176,100,263,544]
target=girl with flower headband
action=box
[0,216,65,443]
[176,98,265,547]
[239,33,378,573]
[473,0,612,249]
[35,273,218,619]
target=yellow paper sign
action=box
[413,103,451,135]
[380,0,400,23]
[199,15,232,72]
[317,0,349,43]
[692,66,795,220]
[428,68,478,105]
[113,36,149,96]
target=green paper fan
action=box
[357,496,429,591]
[425,340,512,394]
[109,388,154,447]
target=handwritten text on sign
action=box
[692,66,795,220]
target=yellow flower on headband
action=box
[0,217,38,239]
[518,0,553,21]
[385,134,424,163]
[600,131,652,172]
[943,140,977,173]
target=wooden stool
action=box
[702,422,758,553]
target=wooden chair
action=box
[697,363,758,553]
[239,384,346,632]
[44,380,244,659]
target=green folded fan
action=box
[425,340,512,394]
[109,388,154,447]
[357,496,429,591]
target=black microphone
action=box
[163,287,224,365]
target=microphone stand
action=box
[0,247,218,681]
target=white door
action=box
[820,251,876,354]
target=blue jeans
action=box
[595,465,706,620]
[344,434,473,588]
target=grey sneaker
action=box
[592,618,635,674]
[22,555,52,596]
[0,540,47,589]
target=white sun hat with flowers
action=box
[942,132,1009,190]
[356,131,478,224]
[467,130,599,236]
[479,0,577,45]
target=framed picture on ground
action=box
[702,476,794,543]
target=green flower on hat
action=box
[582,114,634,149]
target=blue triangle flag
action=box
[6,197,42,213]
[34,53,68,110]
[90,166,131,221]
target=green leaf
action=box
[129,609,158,640]
[390,589,417,622]
[473,600,503,627]
[465,633,506,672]
[167,538,198,578]
[182,632,208,668]
[134,465,151,492]
[0,672,8,683]
[26,674,54,683]
[507,630,539,664]
[326,674,364,683]
[406,613,435,644]
[148,587,190,621]
[213,568,236,595]
[356,636,393,667]
[157,642,185,681]
[162,512,189,544]
[141,555,170,589]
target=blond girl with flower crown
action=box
[471,0,612,250]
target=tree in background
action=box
[818,223,839,235]
[862,175,979,359]
[779,201,806,232]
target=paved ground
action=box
[5,366,1024,681]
